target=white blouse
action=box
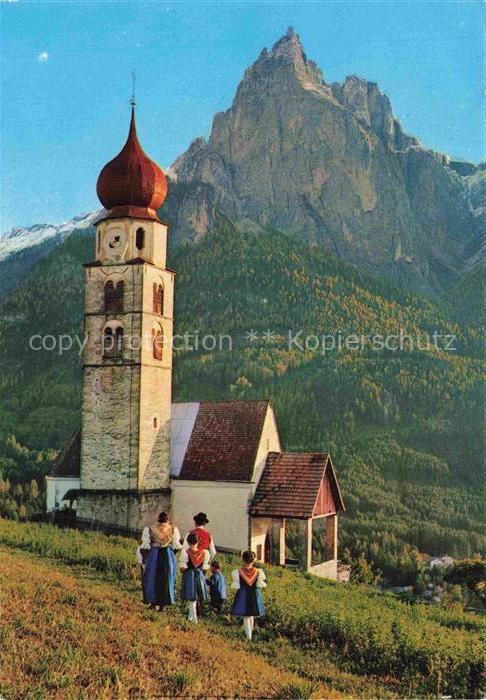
[136,545,145,566]
[179,548,211,571]
[231,568,267,590]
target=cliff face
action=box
[165,27,483,295]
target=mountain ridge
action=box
[167,27,484,295]
[0,211,100,261]
[0,211,101,301]
[1,28,484,299]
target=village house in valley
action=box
[46,107,345,578]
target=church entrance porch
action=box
[249,452,344,580]
[250,513,338,579]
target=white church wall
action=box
[250,405,281,492]
[171,480,251,552]
[45,476,80,512]
[250,517,272,561]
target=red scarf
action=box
[239,566,258,587]
[188,548,205,568]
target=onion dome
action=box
[96,106,167,222]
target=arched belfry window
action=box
[105,280,124,312]
[152,326,163,361]
[103,323,123,359]
[136,227,145,251]
[153,282,164,315]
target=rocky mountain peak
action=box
[234,27,325,96]
[329,74,417,150]
[269,26,306,62]
[169,137,208,181]
[167,29,483,295]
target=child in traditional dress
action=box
[180,532,210,623]
[182,512,216,559]
[230,550,266,640]
[207,560,227,613]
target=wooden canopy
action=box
[250,452,345,519]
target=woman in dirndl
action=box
[141,512,182,610]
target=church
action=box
[46,106,345,579]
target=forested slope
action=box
[0,221,484,573]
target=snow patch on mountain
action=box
[0,211,101,262]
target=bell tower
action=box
[77,105,174,533]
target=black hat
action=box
[193,512,209,525]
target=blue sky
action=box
[0,0,483,231]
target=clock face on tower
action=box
[103,227,128,260]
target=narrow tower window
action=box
[115,326,124,357]
[103,324,124,359]
[105,280,124,312]
[152,327,163,361]
[103,327,113,357]
[136,227,145,250]
[153,282,164,315]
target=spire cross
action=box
[130,71,136,107]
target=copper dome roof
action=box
[96,107,167,222]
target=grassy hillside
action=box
[0,548,313,700]
[1,520,485,699]
[0,221,484,574]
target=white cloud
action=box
[38,52,49,63]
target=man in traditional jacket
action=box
[182,512,216,560]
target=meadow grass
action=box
[0,548,311,699]
[1,518,484,698]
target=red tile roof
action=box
[49,401,271,482]
[250,452,345,519]
[51,429,81,477]
[178,400,270,482]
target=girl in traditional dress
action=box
[230,550,267,640]
[182,512,216,560]
[141,512,182,610]
[180,532,210,623]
